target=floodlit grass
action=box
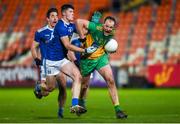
[0,88,180,123]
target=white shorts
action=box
[90,73,93,79]
[40,65,46,81]
[44,58,70,76]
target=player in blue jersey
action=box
[31,8,67,118]
[65,12,102,114]
[45,4,98,115]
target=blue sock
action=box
[72,98,79,106]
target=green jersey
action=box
[88,22,113,47]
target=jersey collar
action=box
[46,25,54,31]
[61,18,70,25]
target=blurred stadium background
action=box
[0,0,179,88]
[0,0,180,122]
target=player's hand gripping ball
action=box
[104,39,118,53]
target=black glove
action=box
[34,58,42,66]
[79,38,87,43]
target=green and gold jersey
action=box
[83,22,113,59]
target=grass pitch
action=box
[0,88,180,123]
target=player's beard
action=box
[104,30,112,35]
[103,26,112,34]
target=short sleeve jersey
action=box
[83,22,113,59]
[34,25,54,59]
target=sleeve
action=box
[55,23,69,38]
[88,21,97,33]
[34,31,41,43]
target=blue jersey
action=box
[46,19,76,61]
[34,25,54,59]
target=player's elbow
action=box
[76,19,85,25]
[30,43,38,54]
[76,19,88,28]
[30,47,36,57]
[75,19,83,26]
[30,46,35,52]
[64,43,71,50]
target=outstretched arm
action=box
[60,36,85,53]
[75,19,89,39]
[61,35,97,54]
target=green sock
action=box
[79,99,85,107]
[114,105,121,113]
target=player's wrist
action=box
[34,58,42,66]
[84,48,87,53]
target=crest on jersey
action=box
[68,27,73,33]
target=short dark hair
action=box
[104,16,116,25]
[61,4,74,13]
[46,8,58,18]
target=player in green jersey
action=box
[75,16,128,119]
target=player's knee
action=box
[74,71,82,82]
[77,72,82,79]
[106,77,115,87]
[78,74,82,82]
[82,83,89,89]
